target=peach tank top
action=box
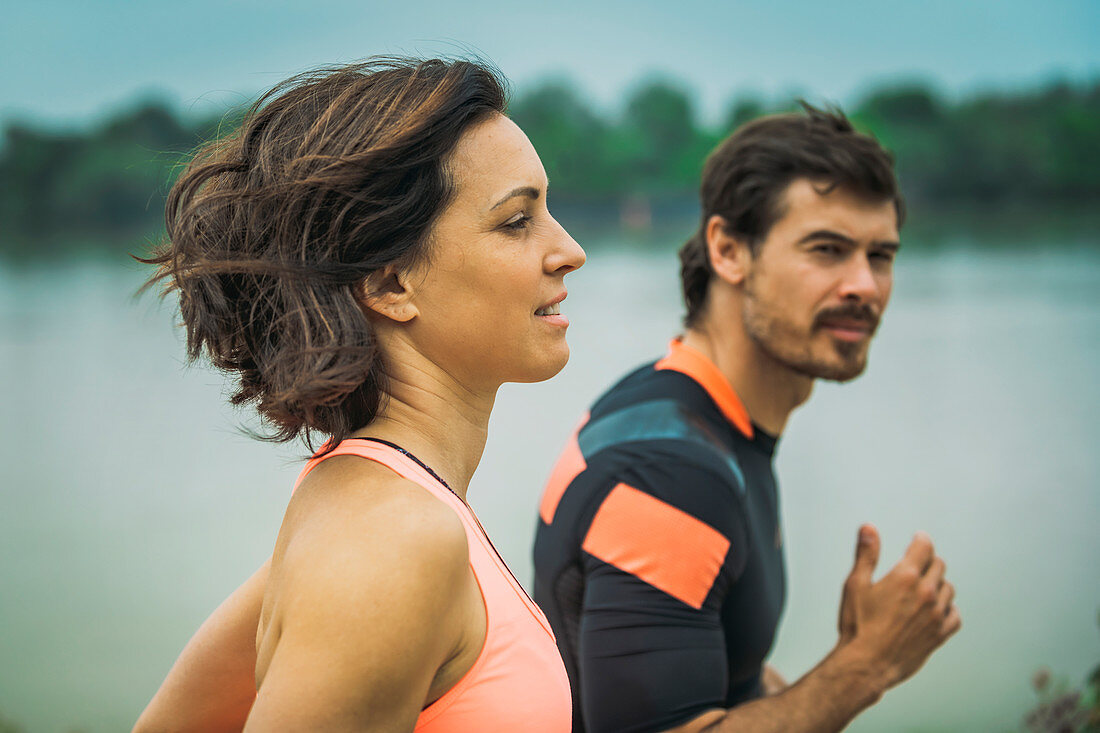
[293,438,572,732]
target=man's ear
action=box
[359,265,419,323]
[705,215,752,287]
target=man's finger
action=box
[902,531,935,574]
[923,556,946,587]
[936,580,955,615]
[850,524,881,584]
[940,604,962,637]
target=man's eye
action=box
[813,243,842,256]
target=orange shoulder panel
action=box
[655,338,753,439]
[538,413,590,524]
[581,483,731,610]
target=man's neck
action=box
[682,323,813,436]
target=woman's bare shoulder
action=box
[252,455,471,722]
[265,453,469,634]
[291,453,461,525]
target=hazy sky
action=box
[2,0,1097,129]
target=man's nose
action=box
[836,255,881,302]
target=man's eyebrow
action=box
[797,229,856,246]
[798,229,902,251]
[489,185,541,211]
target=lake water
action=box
[1,236,1098,732]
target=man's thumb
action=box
[851,524,880,584]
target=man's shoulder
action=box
[561,407,749,542]
[578,425,743,498]
[579,361,745,495]
[537,354,746,538]
[588,357,714,421]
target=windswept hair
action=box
[141,57,508,450]
[679,102,904,327]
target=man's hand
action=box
[836,525,961,694]
[761,665,788,696]
[661,525,962,733]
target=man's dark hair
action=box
[678,102,904,327]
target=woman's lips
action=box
[536,313,570,328]
[535,291,568,322]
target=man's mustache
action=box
[813,303,881,334]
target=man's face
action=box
[740,178,900,382]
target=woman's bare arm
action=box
[133,561,268,733]
[244,475,471,732]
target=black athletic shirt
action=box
[533,339,786,733]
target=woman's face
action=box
[402,113,586,391]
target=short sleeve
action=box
[575,452,749,733]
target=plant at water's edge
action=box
[0,710,23,733]
[1021,610,1100,732]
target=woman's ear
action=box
[359,265,420,323]
[706,214,753,287]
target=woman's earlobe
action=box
[360,267,419,323]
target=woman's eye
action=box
[502,214,532,233]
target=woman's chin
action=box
[512,345,570,384]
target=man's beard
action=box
[742,285,880,383]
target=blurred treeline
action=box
[1,77,1098,259]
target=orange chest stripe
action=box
[581,483,731,610]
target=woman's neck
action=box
[351,345,496,502]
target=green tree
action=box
[724,95,767,133]
[2,76,1099,259]
[619,79,709,193]
[853,84,948,201]
[509,81,617,198]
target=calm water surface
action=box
[1,239,1098,732]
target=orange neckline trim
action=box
[654,338,754,439]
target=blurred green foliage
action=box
[1,77,1097,259]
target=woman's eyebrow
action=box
[489,186,541,211]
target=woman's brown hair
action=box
[142,57,508,451]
